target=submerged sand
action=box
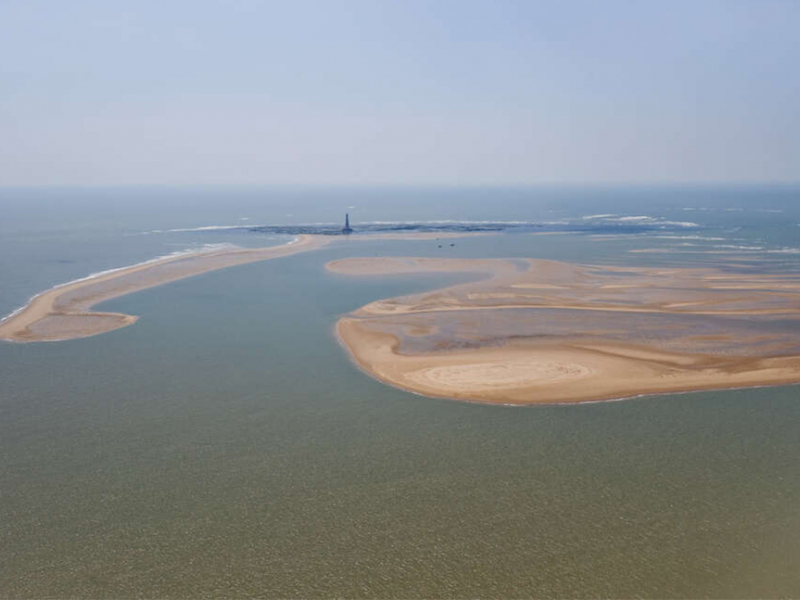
[330,257,800,405]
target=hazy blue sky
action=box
[1,0,797,185]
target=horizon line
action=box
[1,181,799,190]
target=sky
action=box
[0,0,798,186]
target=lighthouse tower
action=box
[342,213,354,235]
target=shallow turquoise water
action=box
[1,187,799,597]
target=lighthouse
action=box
[342,213,354,235]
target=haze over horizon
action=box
[1,0,798,187]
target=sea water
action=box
[1,185,799,597]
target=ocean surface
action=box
[1,185,799,598]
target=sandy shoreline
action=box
[0,231,485,343]
[8,236,800,405]
[0,235,329,342]
[337,318,800,405]
[330,256,800,405]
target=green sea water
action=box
[1,187,799,598]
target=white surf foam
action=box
[0,243,242,325]
[766,247,800,254]
[654,235,724,241]
[148,225,251,233]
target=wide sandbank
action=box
[329,256,800,405]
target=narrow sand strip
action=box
[1,231,488,343]
[0,235,328,342]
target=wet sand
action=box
[0,235,329,342]
[330,257,800,405]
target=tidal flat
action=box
[331,256,800,404]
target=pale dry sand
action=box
[330,256,800,405]
[0,235,330,342]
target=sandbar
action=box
[0,235,329,342]
[1,230,484,343]
[330,256,800,405]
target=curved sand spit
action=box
[0,235,329,342]
[329,257,800,405]
[0,232,485,343]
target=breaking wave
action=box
[0,243,242,326]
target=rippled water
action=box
[1,186,799,597]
